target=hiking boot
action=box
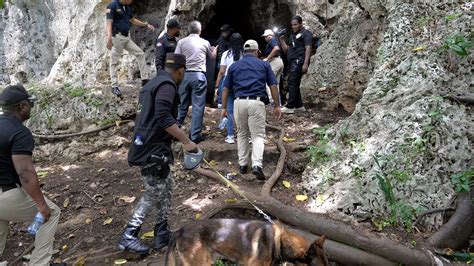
[190,134,205,144]
[252,166,265,180]
[239,165,248,174]
[111,87,122,97]
[225,135,235,144]
[154,221,171,250]
[142,79,150,86]
[281,107,295,114]
[295,106,306,113]
[117,225,150,255]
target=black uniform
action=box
[155,33,178,71]
[106,0,133,36]
[286,27,312,109]
[216,36,230,67]
[0,115,34,186]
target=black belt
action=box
[0,183,17,192]
[113,31,129,37]
[236,96,266,103]
[185,70,205,74]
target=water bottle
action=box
[27,212,44,235]
[218,117,228,130]
[134,134,143,146]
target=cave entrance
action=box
[198,0,293,104]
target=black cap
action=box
[166,18,181,29]
[165,53,186,69]
[220,24,233,32]
[0,85,36,106]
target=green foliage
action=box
[443,34,473,57]
[444,13,461,23]
[373,155,417,231]
[214,258,236,266]
[451,169,473,193]
[417,16,428,28]
[0,0,4,9]
[64,83,86,98]
[307,125,337,164]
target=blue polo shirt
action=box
[106,0,133,34]
[224,54,278,100]
[262,37,280,58]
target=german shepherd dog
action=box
[165,219,328,266]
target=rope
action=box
[202,158,275,224]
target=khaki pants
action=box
[110,33,148,87]
[234,99,266,167]
[0,187,60,266]
[266,57,284,104]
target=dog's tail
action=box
[165,231,178,266]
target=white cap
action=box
[261,29,274,37]
[244,39,259,51]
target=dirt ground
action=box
[2,103,349,265]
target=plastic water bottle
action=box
[27,212,44,235]
[134,134,143,146]
[218,117,228,130]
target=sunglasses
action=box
[27,95,37,108]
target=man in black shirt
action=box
[106,0,156,98]
[118,53,199,255]
[279,15,313,114]
[0,85,61,265]
[155,18,181,71]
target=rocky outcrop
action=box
[302,2,473,230]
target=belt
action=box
[0,183,17,192]
[185,70,205,74]
[236,96,265,103]
[113,31,129,37]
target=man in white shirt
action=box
[175,21,217,143]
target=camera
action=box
[273,27,287,37]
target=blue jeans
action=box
[218,75,234,137]
[177,72,207,140]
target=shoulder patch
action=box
[157,42,163,47]
[106,9,111,13]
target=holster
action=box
[140,155,170,177]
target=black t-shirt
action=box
[216,36,230,63]
[106,1,133,34]
[155,33,178,70]
[0,115,34,185]
[287,28,313,61]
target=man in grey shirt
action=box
[175,20,217,143]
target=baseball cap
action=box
[244,39,259,51]
[262,29,274,37]
[183,148,204,170]
[165,53,186,70]
[166,18,181,29]
[220,24,233,32]
[0,85,37,106]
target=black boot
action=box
[117,225,150,255]
[154,221,171,250]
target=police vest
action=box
[128,71,178,166]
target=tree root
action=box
[428,188,474,249]
[32,120,132,140]
[262,124,286,197]
[412,207,455,228]
[10,243,34,265]
[443,94,474,105]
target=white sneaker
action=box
[295,106,306,112]
[225,135,235,144]
[281,107,295,114]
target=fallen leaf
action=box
[37,171,49,178]
[195,213,202,220]
[209,160,217,167]
[140,231,154,240]
[74,256,85,266]
[283,137,296,142]
[103,217,113,225]
[296,195,308,201]
[85,218,92,225]
[282,180,291,188]
[114,259,127,265]
[412,46,426,52]
[119,196,136,203]
[62,244,68,252]
[316,195,324,205]
[63,198,70,208]
[228,161,232,165]
[224,198,237,203]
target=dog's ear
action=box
[316,235,326,249]
[307,236,329,266]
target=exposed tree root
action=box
[443,94,474,105]
[428,188,474,250]
[412,207,455,228]
[31,120,132,140]
[194,123,446,265]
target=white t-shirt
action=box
[220,50,241,76]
